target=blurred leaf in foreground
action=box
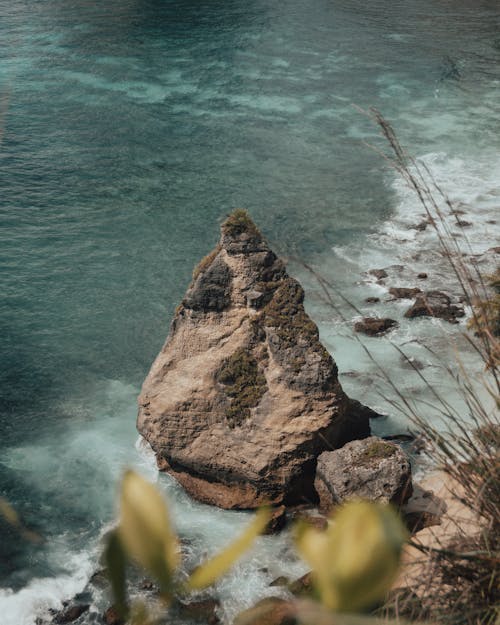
[0,496,42,543]
[119,470,180,599]
[187,507,271,590]
[105,529,128,617]
[296,501,408,612]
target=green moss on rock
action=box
[192,244,222,281]
[222,209,262,238]
[264,278,318,346]
[358,440,397,464]
[216,348,267,427]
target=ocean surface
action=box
[0,1,499,623]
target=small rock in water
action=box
[269,576,290,587]
[405,290,465,323]
[103,606,125,625]
[53,605,90,624]
[139,578,156,591]
[368,269,388,280]
[288,572,314,597]
[411,220,428,232]
[89,569,108,588]
[354,317,398,336]
[234,597,297,625]
[365,296,380,303]
[399,355,426,370]
[417,272,428,279]
[456,220,472,228]
[178,598,221,624]
[389,287,422,300]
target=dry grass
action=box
[296,110,499,625]
[365,109,500,625]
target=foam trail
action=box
[0,550,94,625]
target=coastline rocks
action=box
[138,211,371,509]
[314,437,413,512]
[404,290,465,323]
[234,598,297,625]
[354,317,398,336]
[368,269,388,280]
[52,605,89,624]
[176,598,221,625]
[103,606,124,625]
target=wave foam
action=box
[0,550,94,625]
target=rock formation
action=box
[314,437,413,511]
[137,210,370,509]
[405,290,465,323]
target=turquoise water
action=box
[1,1,499,623]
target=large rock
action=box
[314,436,412,511]
[138,210,370,509]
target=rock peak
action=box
[220,209,268,255]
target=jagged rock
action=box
[288,572,314,597]
[53,605,89,624]
[138,211,370,509]
[411,220,428,232]
[263,505,287,534]
[269,576,289,587]
[389,287,422,300]
[368,269,388,280]
[314,437,412,512]
[234,598,297,625]
[103,606,124,625]
[89,569,108,588]
[354,317,398,336]
[404,290,465,323]
[177,598,221,624]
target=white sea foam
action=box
[307,146,500,437]
[0,549,94,625]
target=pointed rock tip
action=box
[221,209,262,240]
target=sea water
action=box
[1,1,499,623]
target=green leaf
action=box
[105,529,128,617]
[187,507,270,590]
[296,502,408,612]
[118,470,179,599]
